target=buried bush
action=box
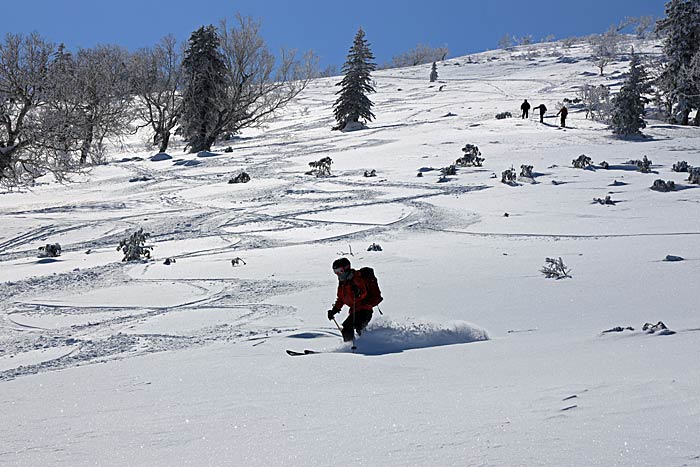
[455,144,484,167]
[438,165,457,182]
[367,242,383,251]
[651,179,675,192]
[306,156,333,177]
[540,257,572,279]
[495,111,512,119]
[117,228,153,262]
[572,154,592,168]
[501,167,517,184]
[672,161,689,172]
[688,167,700,185]
[229,172,251,184]
[364,169,377,177]
[38,243,62,258]
[626,156,651,173]
[593,195,616,205]
[520,165,534,178]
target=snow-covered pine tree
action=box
[333,27,376,131]
[180,25,227,153]
[430,62,438,82]
[610,52,649,137]
[656,0,700,125]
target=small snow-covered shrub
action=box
[520,165,534,178]
[672,160,689,172]
[163,258,176,265]
[651,179,675,192]
[306,157,333,177]
[117,228,152,262]
[593,195,616,205]
[224,146,233,153]
[642,321,675,335]
[688,167,700,185]
[572,154,592,168]
[627,156,651,173]
[455,144,484,167]
[231,257,246,266]
[364,169,377,177]
[540,257,572,279]
[502,168,517,184]
[367,242,383,251]
[495,111,512,120]
[600,161,610,169]
[438,165,457,182]
[38,243,62,258]
[229,172,251,184]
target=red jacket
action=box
[332,269,372,314]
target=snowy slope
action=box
[2,37,700,466]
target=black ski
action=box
[286,349,320,356]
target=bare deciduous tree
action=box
[213,15,316,147]
[130,35,182,153]
[72,45,134,164]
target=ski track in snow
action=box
[0,37,696,390]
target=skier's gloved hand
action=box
[327,309,338,320]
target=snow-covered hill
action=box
[2,37,700,466]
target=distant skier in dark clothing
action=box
[533,104,547,123]
[556,105,568,128]
[520,99,530,119]
[327,257,374,343]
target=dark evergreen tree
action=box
[610,53,649,137]
[430,62,438,82]
[656,0,700,124]
[333,27,376,130]
[180,25,227,152]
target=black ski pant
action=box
[341,309,373,342]
[521,109,528,119]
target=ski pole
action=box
[332,317,343,333]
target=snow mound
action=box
[150,152,172,161]
[342,317,489,355]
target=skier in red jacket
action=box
[327,257,374,342]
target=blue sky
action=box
[3,0,665,67]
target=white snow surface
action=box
[2,38,700,466]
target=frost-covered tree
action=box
[333,27,376,131]
[430,62,438,82]
[64,45,134,165]
[590,26,621,76]
[610,53,649,137]
[130,35,182,153]
[579,84,612,121]
[656,0,700,125]
[388,43,448,68]
[498,34,514,49]
[0,33,78,188]
[180,25,227,153]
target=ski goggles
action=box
[333,266,349,275]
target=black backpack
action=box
[359,267,383,308]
